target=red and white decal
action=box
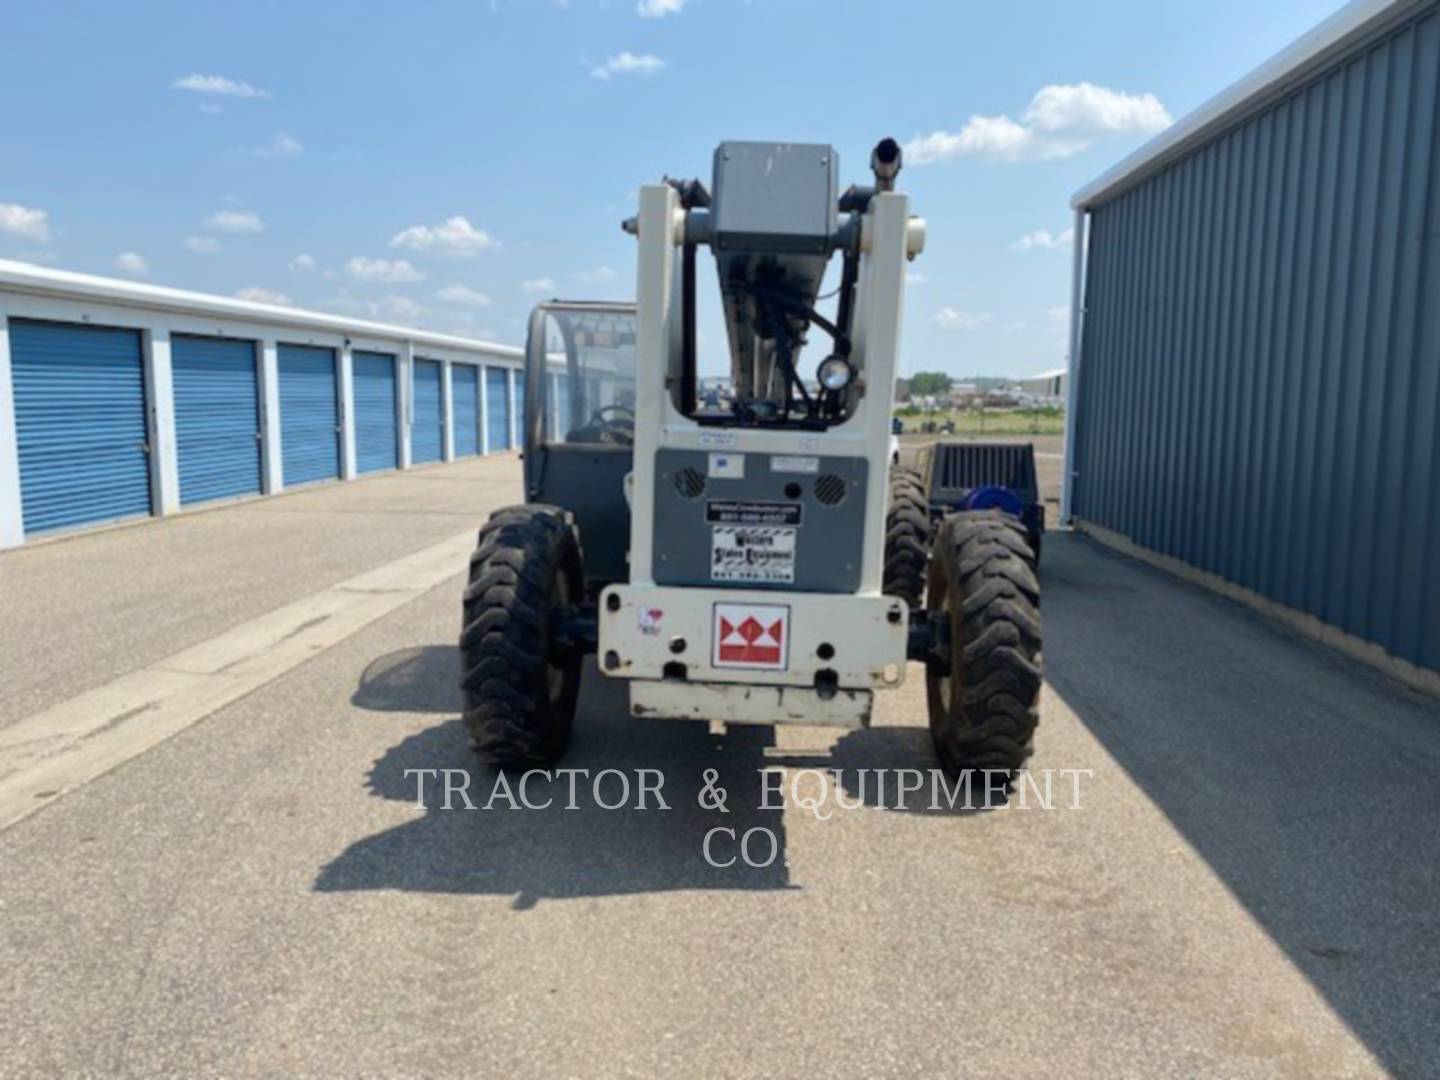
[712,603,789,670]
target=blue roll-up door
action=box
[412,359,443,464]
[514,376,525,449]
[10,319,152,534]
[353,351,398,473]
[172,335,261,506]
[278,344,339,486]
[452,364,480,455]
[485,367,510,451]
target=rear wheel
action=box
[925,511,1041,778]
[883,464,931,610]
[459,505,583,766]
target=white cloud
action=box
[636,0,686,15]
[934,307,992,331]
[318,290,424,322]
[0,203,51,242]
[234,287,292,306]
[591,52,665,80]
[436,284,493,307]
[906,270,927,284]
[255,133,303,158]
[521,276,557,294]
[205,210,264,234]
[905,82,1171,164]
[198,103,223,115]
[1010,227,1074,252]
[578,265,617,284]
[1048,306,1071,326]
[289,253,316,273]
[184,235,221,253]
[345,256,425,283]
[389,215,494,256]
[113,252,148,277]
[369,295,424,322]
[172,73,270,99]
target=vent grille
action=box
[814,473,848,506]
[673,467,706,500]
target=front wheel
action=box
[925,511,1042,778]
[459,505,583,766]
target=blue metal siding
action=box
[1074,1,1440,672]
[411,359,443,464]
[277,344,340,486]
[172,335,261,505]
[10,319,152,534]
[352,351,398,473]
[451,364,480,455]
[485,366,511,451]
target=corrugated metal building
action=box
[0,260,523,549]
[1064,0,1440,689]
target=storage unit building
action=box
[278,344,340,487]
[1066,0,1440,687]
[411,358,444,465]
[172,335,262,505]
[352,351,399,474]
[486,366,511,451]
[9,319,151,533]
[452,363,480,456]
[0,260,523,549]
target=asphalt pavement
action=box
[1,451,1436,1077]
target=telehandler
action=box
[459,139,1041,777]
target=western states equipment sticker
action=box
[711,526,797,583]
[705,500,803,526]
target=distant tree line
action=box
[907,371,953,397]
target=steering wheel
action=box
[591,404,635,445]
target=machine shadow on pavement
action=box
[318,650,794,907]
[1041,531,1440,1078]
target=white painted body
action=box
[599,182,920,727]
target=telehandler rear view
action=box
[459,139,1042,777]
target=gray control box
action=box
[651,448,867,593]
[711,142,839,255]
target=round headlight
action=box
[817,356,854,392]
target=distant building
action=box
[1020,368,1067,399]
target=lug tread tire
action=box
[883,464,932,610]
[459,504,582,767]
[926,511,1042,776]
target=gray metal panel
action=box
[1073,0,1440,671]
[651,449,866,593]
[711,141,838,254]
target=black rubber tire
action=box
[459,504,583,767]
[883,464,931,610]
[925,511,1042,778]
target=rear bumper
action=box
[630,680,872,728]
[598,584,909,691]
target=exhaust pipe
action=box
[871,138,902,192]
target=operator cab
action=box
[522,301,638,592]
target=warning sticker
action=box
[713,602,789,669]
[705,500,803,526]
[711,526,796,583]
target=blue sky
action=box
[2,0,1343,379]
